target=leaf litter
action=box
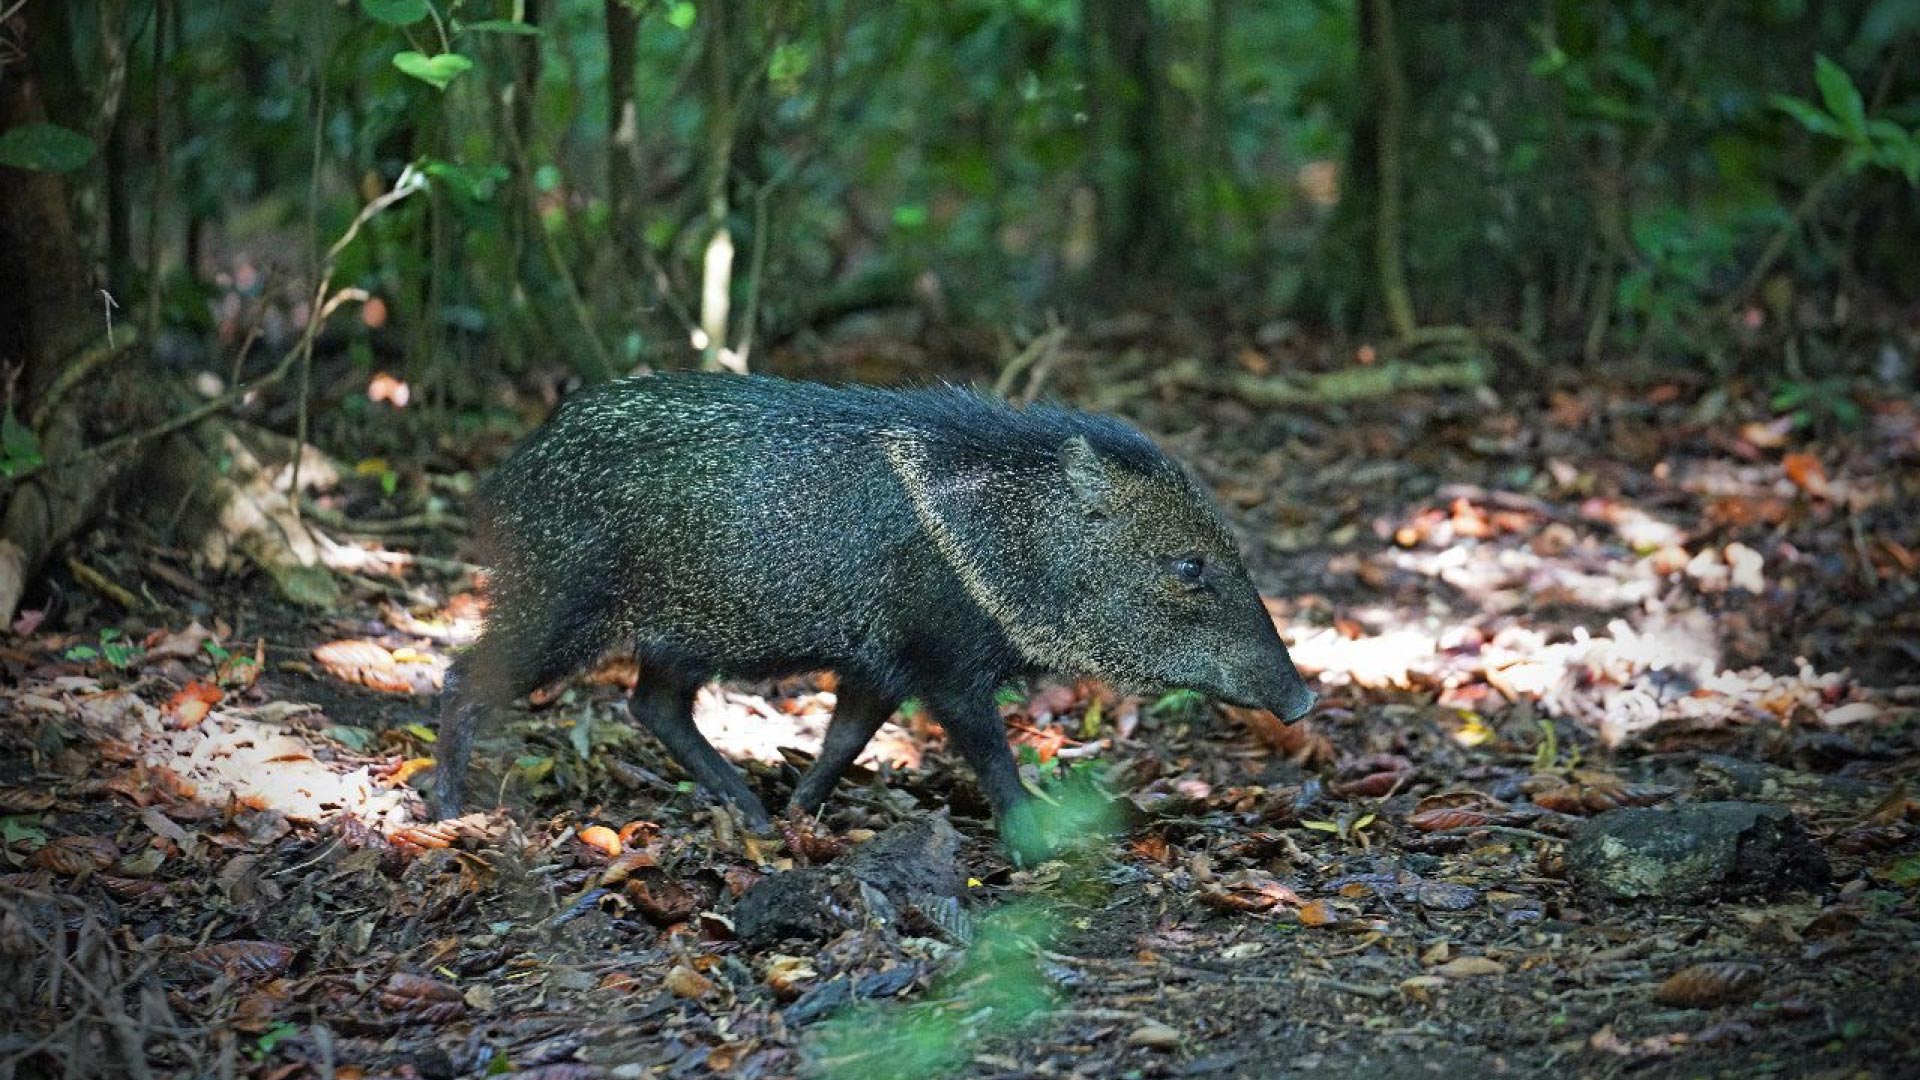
[2,363,1916,1078]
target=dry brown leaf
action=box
[0,786,55,813]
[1432,956,1507,978]
[32,835,119,876]
[164,680,223,729]
[187,940,297,981]
[1828,824,1912,855]
[664,963,716,1000]
[1407,808,1493,832]
[1297,899,1338,927]
[312,639,413,694]
[576,824,623,858]
[379,972,467,1023]
[1197,870,1301,913]
[1781,453,1830,499]
[764,955,819,999]
[1652,962,1763,1008]
[1533,783,1675,815]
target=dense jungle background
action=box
[2,1,1919,1077]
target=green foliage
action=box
[26,0,1920,388]
[810,902,1060,1080]
[1774,55,1920,184]
[1771,376,1865,431]
[65,628,142,670]
[0,122,95,172]
[0,411,44,478]
[392,50,474,91]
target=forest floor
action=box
[2,334,1918,1080]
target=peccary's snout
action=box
[1274,681,1318,724]
[1212,647,1318,723]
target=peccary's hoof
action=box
[1567,801,1829,903]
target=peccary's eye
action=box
[1169,554,1206,587]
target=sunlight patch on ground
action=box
[692,686,923,771]
[15,679,414,832]
[1278,603,1886,747]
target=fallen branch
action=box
[1129,355,1488,409]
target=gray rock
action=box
[1567,801,1829,903]
[735,814,969,946]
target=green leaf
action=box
[360,0,429,26]
[1,817,48,849]
[1813,55,1867,140]
[322,725,375,751]
[462,18,542,36]
[1772,95,1843,139]
[0,123,95,173]
[1,410,43,477]
[403,722,438,743]
[393,50,474,91]
[568,713,595,762]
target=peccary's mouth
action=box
[1208,659,1319,723]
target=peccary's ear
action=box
[1061,436,1114,514]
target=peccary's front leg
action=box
[789,679,898,814]
[931,691,1048,865]
[629,674,771,828]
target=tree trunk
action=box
[698,0,744,372]
[1366,0,1417,339]
[606,0,642,279]
[0,11,152,624]
[1083,0,1180,289]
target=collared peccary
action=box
[432,372,1316,859]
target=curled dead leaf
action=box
[764,954,819,999]
[1828,823,1912,855]
[576,824,622,858]
[32,835,119,876]
[1126,1022,1181,1050]
[1296,899,1339,928]
[1407,808,1493,832]
[164,680,223,729]
[1432,956,1506,978]
[664,963,716,1000]
[312,639,413,694]
[379,972,467,1023]
[1652,961,1763,1008]
[1781,452,1830,499]
[187,940,296,981]
[1533,782,1675,815]
[0,786,55,813]
[1197,869,1301,913]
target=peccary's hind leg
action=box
[629,671,771,828]
[788,679,897,814]
[433,602,611,819]
[430,655,485,819]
